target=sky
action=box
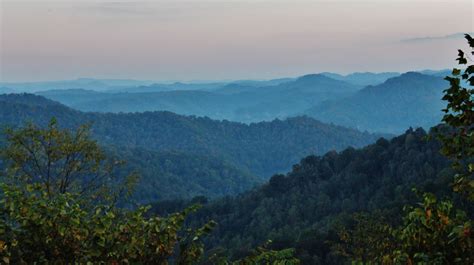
[0,0,473,82]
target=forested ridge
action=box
[305,72,447,134]
[0,94,380,201]
[153,127,456,263]
[0,94,381,178]
[110,147,259,203]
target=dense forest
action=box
[0,94,380,201]
[111,147,259,203]
[152,127,456,263]
[0,122,257,203]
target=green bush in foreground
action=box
[0,182,215,264]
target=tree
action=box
[391,192,472,264]
[440,34,474,200]
[1,119,137,203]
[0,181,217,264]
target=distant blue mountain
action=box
[417,69,452,77]
[305,72,447,133]
[321,72,400,86]
[37,74,361,123]
[108,82,227,93]
[0,78,156,92]
[7,70,455,133]
[228,78,295,87]
[0,87,16,94]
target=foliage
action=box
[391,192,473,264]
[232,243,300,265]
[0,182,215,264]
[440,34,474,201]
[338,192,473,264]
[111,147,259,203]
[1,119,137,203]
[209,241,300,265]
[333,212,397,264]
[0,122,213,264]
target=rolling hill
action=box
[0,93,381,179]
[37,74,361,123]
[0,94,260,202]
[109,147,259,203]
[0,78,155,92]
[305,72,447,134]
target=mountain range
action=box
[35,74,362,123]
[0,68,468,264]
[10,70,447,134]
[0,94,381,201]
[320,72,400,86]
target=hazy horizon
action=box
[0,68,451,84]
[1,0,472,82]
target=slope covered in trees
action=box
[0,94,381,200]
[112,147,259,203]
[151,34,474,265]
[305,72,447,134]
[160,128,454,263]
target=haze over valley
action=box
[0,69,452,134]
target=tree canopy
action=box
[0,120,298,264]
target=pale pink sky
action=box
[0,0,472,82]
